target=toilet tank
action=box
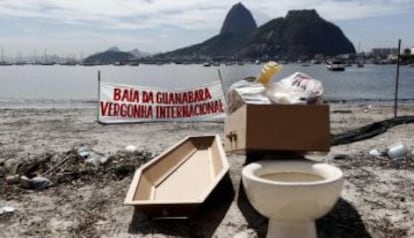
[224,104,330,154]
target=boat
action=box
[113,61,126,66]
[310,59,321,64]
[326,60,345,71]
[203,62,211,67]
[128,62,140,66]
[0,61,13,66]
[124,135,229,218]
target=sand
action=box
[1,103,414,238]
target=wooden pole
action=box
[97,70,101,122]
[217,69,228,107]
[394,39,401,118]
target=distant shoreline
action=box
[1,98,414,110]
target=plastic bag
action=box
[227,62,324,113]
[265,72,324,104]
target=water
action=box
[0,63,413,108]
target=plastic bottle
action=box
[255,61,282,85]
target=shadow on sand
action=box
[128,173,235,237]
[238,181,372,238]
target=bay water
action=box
[0,63,413,108]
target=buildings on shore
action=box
[0,47,413,66]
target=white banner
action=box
[98,81,227,123]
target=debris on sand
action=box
[19,175,53,190]
[0,206,15,215]
[1,147,154,195]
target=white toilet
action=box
[242,159,343,238]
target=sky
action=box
[0,0,413,58]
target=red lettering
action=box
[156,92,162,103]
[113,88,121,101]
[142,91,154,103]
[205,88,212,100]
[100,101,110,116]
[113,103,120,116]
[120,104,127,117]
[188,92,193,103]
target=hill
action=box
[159,3,257,58]
[240,9,356,58]
[158,6,355,59]
[84,48,135,64]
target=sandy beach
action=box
[1,103,414,238]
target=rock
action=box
[19,175,32,189]
[6,174,20,184]
[4,158,19,175]
[30,176,53,190]
[19,175,52,190]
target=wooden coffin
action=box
[124,135,229,218]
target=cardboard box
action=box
[124,135,229,218]
[224,104,330,153]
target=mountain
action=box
[220,2,257,35]
[128,48,151,58]
[158,6,355,59]
[159,2,257,58]
[84,48,135,64]
[239,10,356,58]
[106,46,121,52]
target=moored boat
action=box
[326,60,345,71]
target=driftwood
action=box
[332,115,414,146]
[42,154,71,176]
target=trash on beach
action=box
[19,175,53,190]
[77,147,109,167]
[224,103,330,152]
[227,61,324,113]
[124,135,229,218]
[262,71,324,105]
[124,145,137,153]
[0,206,15,215]
[386,142,411,160]
[368,149,382,158]
[77,147,91,159]
[85,152,109,167]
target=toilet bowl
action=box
[242,159,343,238]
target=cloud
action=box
[1,0,413,54]
[0,0,411,31]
